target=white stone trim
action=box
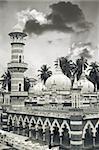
[70,121,82,125]
[71,131,82,135]
[2,113,7,116]
[70,140,82,145]
[3,119,7,122]
[12,78,23,80]
[2,125,7,128]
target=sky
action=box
[0,0,99,77]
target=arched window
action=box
[19,84,21,91]
[19,55,22,63]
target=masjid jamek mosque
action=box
[1,24,99,150]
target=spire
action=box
[79,57,86,80]
[73,75,78,89]
[54,58,62,74]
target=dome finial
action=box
[73,75,78,89]
[54,58,62,74]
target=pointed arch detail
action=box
[82,120,95,138]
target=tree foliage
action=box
[1,70,11,91]
[38,65,52,84]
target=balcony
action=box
[7,62,28,70]
[10,91,28,97]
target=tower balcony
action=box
[10,91,28,97]
[7,62,28,72]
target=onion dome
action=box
[77,71,94,93]
[33,81,46,95]
[45,59,71,91]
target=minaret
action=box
[71,75,81,108]
[7,24,28,99]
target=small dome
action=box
[77,72,94,93]
[12,24,23,33]
[33,82,46,95]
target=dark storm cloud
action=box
[24,1,93,35]
[23,18,73,34]
[79,48,92,58]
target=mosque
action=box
[1,24,99,150]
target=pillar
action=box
[36,129,38,140]
[60,135,63,145]
[70,112,83,150]
[17,127,20,135]
[29,128,31,138]
[51,133,54,145]
[93,136,95,147]
[43,132,46,141]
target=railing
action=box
[8,106,70,119]
[8,62,28,69]
[10,91,28,96]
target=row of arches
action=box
[7,115,99,148]
[7,115,70,148]
[83,120,99,148]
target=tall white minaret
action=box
[7,24,28,96]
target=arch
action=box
[19,83,21,91]
[61,120,71,138]
[19,55,22,63]
[29,117,36,128]
[7,115,13,125]
[43,118,51,128]
[23,116,29,125]
[51,119,60,132]
[82,120,95,138]
[37,117,43,126]
[95,120,99,133]
[18,115,24,127]
[12,115,18,126]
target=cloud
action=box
[68,42,94,60]
[17,1,93,35]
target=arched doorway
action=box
[62,125,70,148]
[8,117,13,131]
[19,120,23,135]
[24,121,29,137]
[19,84,21,91]
[30,120,36,139]
[13,119,18,134]
[84,125,93,147]
[53,125,60,146]
[95,125,99,145]
[19,55,22,63]
[37,122,43,141]
[45,123,51,144]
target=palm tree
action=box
[74,56,88,80]
[88,62,99,91]
[59,57,74,78]
[38,65,52,84]
[1,70,11,91]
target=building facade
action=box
[1,24,99,150]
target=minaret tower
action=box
[7,24,28,100]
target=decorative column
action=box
[29,128,31,138]
[36,129,38,140]
[17,127,20,135]
[93,136,96,147]
[59,130,63,145]
[70,110,83,150]
[22,128,25,136]
[50,130,54,146]
[43,132,46,141]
